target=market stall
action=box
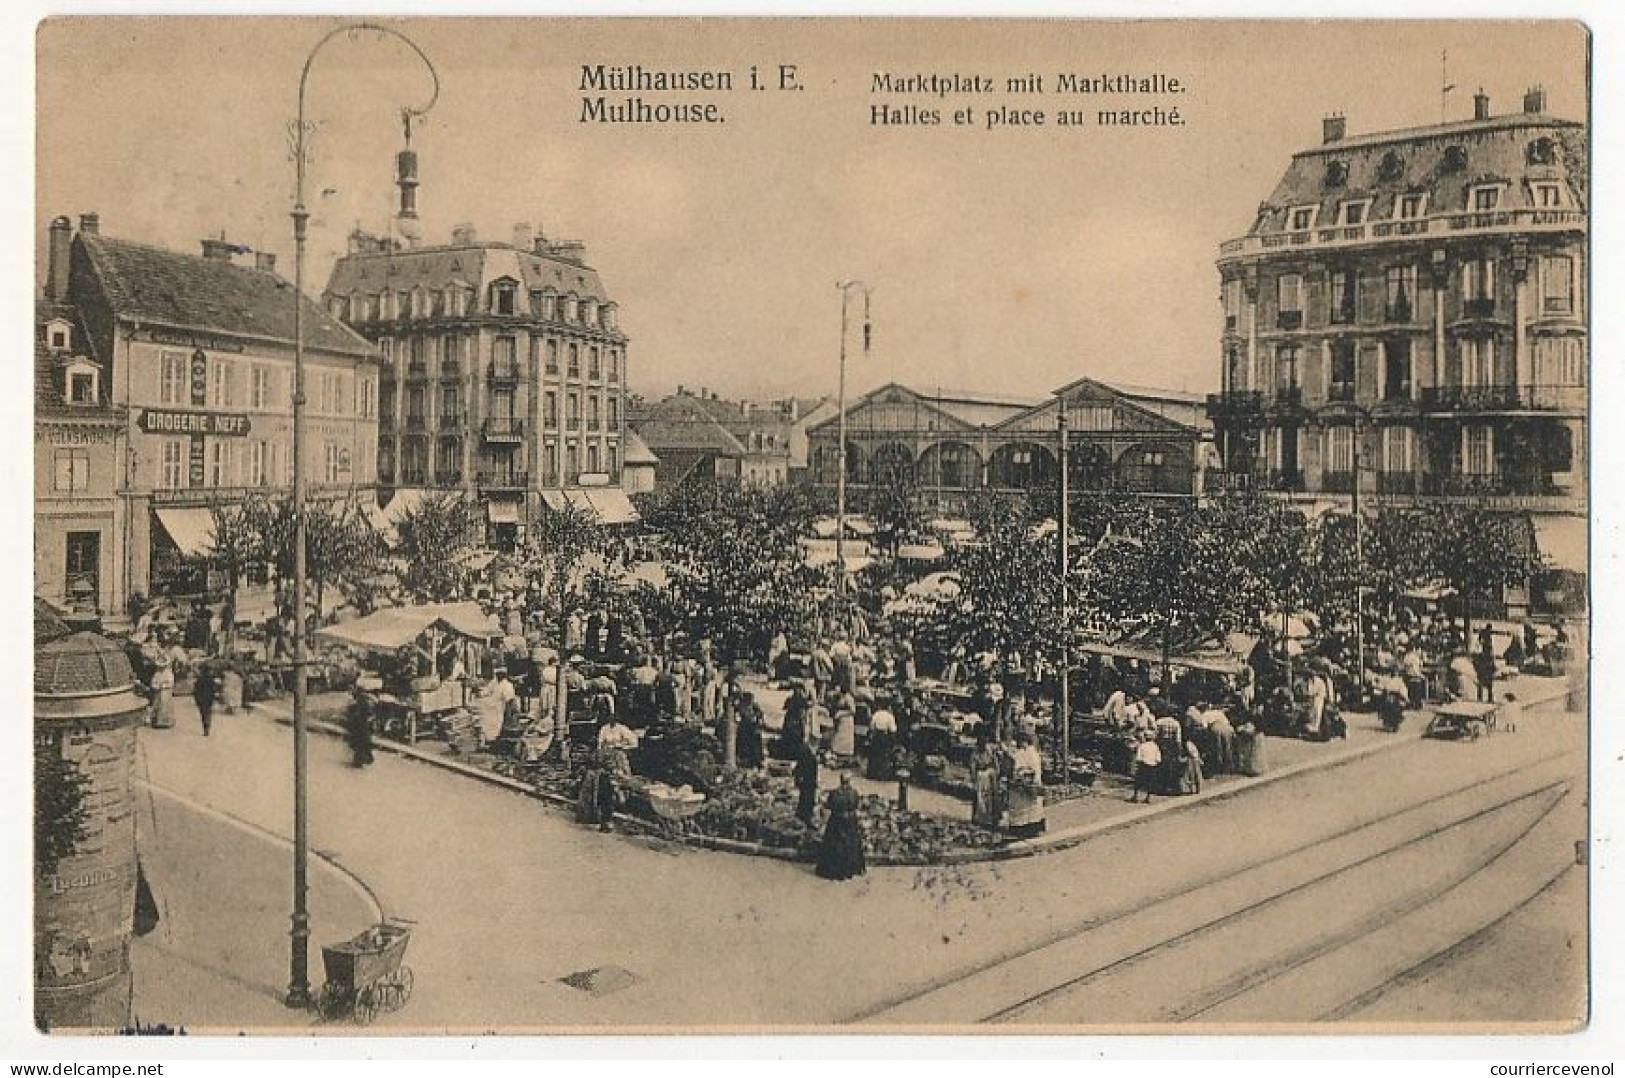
[318,602,503,744]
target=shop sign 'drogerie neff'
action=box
[137,408,252,437]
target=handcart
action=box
[317,918,415,1024]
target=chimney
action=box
[1321,113,1346,144]
[1473,88,1491,121]
[395,149,419,220]
[511,222,534,250]
[451,222,477,245]
[554,240,587,265]
[200,236,239,262]
[676,384,685,396]
[46,215,72,301]
[532,224,549,253]
[1524,85,1547,114]
[255,251,278,273]
[78,212,99,235]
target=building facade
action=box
[632,387,795,490]
[806,379,1208,514]
[1205,88,1587,588]
[324,222,635,542]
[49,214,381,611]
[34,287,127,616]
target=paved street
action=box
[130,688,1585,1032]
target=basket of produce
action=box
[643,782,708,822]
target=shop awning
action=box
[584,488,640,525]
[1534,515,1588,574]
[153,507,216,559]
[486,500,522,524]
[371,488,436,544]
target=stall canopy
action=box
[371,488,435,544]
[811,516,876,539]
[584,488,640,525]
[1076,629,1255,675]
[317,601,501,653]
[1534,515,1588,575]
[897,542,945,562]
[153,507,216,559]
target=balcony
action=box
[477,470,529,491]
[440,361,462,382]
[404,413,428,431]
[1377,472,1417,495]
[1320,471,1356,494]
[434,470,463,486]
[1263,469,1306,493]
[1205,390,1266,426]
[1418,384,1566,412]
[1463,297,1498,319]
[488,361,521,385]
[1326,382,1357,404]
[1385,302,1414,324]
[1277,310,1304,331]
[1269,386,1306,414]
[438,413,464,431]
[1218,208,1586,264]
[406,360,428,379]
[482,417,526,443]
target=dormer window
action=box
[1532,181,1564,208]
[490,278,517,316]
[1338,199,1371,226]
[1289,205,1318,232]
[63,357,99,406]
[45,318,72,351]
[1398,193,1428,220]
[1470,184,1502,212]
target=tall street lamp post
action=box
[286,22,438,1008]
[834,280,871,598]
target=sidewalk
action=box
[129,705,383,1033]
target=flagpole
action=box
[835,280,871,599]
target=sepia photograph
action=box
[26,15,1593,1040]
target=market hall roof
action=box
[74,233,376,357]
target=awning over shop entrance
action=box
[1534,514,1588,574]
[153,507,215,559]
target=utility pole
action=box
[1057,395,1071,785]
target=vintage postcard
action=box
[28,16,1590,1038]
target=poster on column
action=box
[24,10,1603,1054]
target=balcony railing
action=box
[380,412,396,430]
[1326,382,1357,404]
[1423,473,1512,497]
[1376,472,1417,495]
[1385,302,1414,324]
[1419,384,1582,412]
[405,413,427,430]
[1205,390,1266,423]
[434,470,463,486]
[440,361,462,381]
[482,417,526,442]
[406,360,428,378]
[439,413,463,430]
[488,361,521,384]
[1218,208,1586,261]
[1277,310,1304,331]
[1320,471,1356,494]
[1271,386,1305,410]
[477,470,529,490]
[1263,469,1306,493]
[1463,297,1498,319]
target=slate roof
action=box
[1248,112,1586,237]
[325,241,613,305]
[622,429,660,466]
[35,301,116,412]
[633,396,748,456]
[77,234,375,357]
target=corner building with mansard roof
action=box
[323,221,635,546]
[1206,87,1587,610]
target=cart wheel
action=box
[315,983,344,1021]
[391,965,414,1008]
[354,983,382,1025]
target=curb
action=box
[246,677,1575,869]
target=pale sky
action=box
[36,18,1587,403]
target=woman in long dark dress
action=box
[735,693,766,769]
[816,774,867,880]
[792,740,820,825]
